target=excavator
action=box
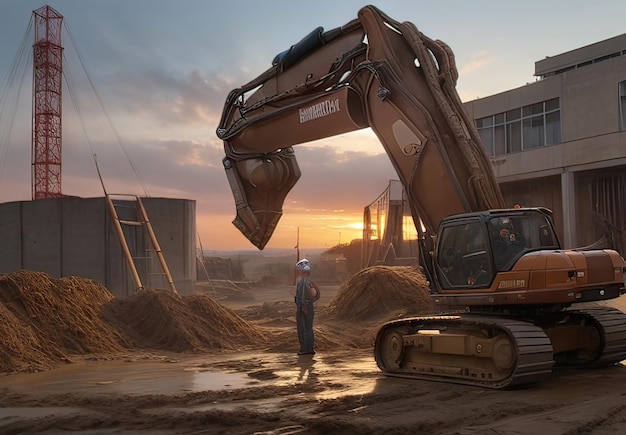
[216,5,626,388]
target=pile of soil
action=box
[103,289,266,352]
[232,300,373,351]
[240,301,294,320]
[263,321,376,352]
[0,270,265,374]
[0,271,126,373]
[326,265,433,321]
[0,266,434,375]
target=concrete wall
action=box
[0,196,196,298]
[142,198,196,295]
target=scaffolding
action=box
[362,180,419,268]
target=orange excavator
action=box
[216,5,626,388]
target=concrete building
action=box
[0,196,196,298]
[463,33,626,254]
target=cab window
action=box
[437,221,493,289]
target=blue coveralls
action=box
[295,276,315,354]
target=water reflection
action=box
[296,355,316,382]
[0,358,250,395]
[0,351,382,399]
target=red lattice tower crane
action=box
[32,5,63,200]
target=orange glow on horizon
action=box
[197,211,364,251]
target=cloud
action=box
[94,68,232,128]
[3,0,523,249]
[459,50,495,76]
[283,144,396,212]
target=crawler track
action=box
[375,307,626,389]
[568,306,626,367]
[374,314,554,389]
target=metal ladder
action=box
[105,194,178,295]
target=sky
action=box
[0,0,625,252]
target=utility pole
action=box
[293,226,300,285]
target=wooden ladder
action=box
[105,194,178,295]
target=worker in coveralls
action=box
[294,259,320,355]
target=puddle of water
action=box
[0,351,382,398]
[185,366,253,390]
[269,353,380,400]
[0,358,251,395]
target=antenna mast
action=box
[32,5,63,199]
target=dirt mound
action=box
[103,290,267,352]
[240,301,294,320]
[240,302,376,352]
[0,267,433,375]
[0,271,267,374]
[264,322,375,353]
[326,265,433,321]
[0,271,125,373]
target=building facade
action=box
[463,33,626,254]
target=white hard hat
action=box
[295,258,311,272]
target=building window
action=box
[507,118,522,153]
[620,81,626,131]
[523,115,544,149]
[476,98,561,156]
[476,117,494,156]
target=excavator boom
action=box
[217,5,503,249]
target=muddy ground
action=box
[1,277,626,434]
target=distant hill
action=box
[200,248,330,284]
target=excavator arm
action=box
[217,5,504,249]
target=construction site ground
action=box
[1,268,626,435]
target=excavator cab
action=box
[435,207,560,290]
